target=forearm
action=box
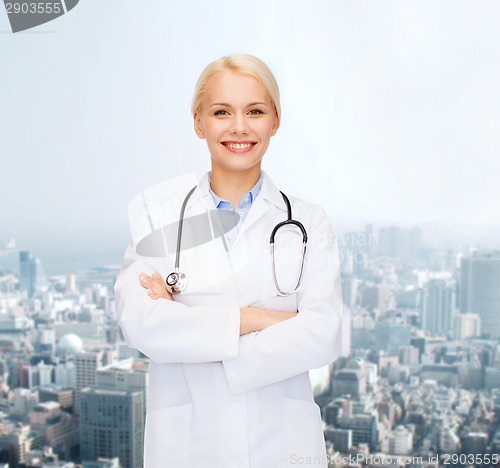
[239,307,297,335]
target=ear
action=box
[271,113,279,137]
[194,112,205,139]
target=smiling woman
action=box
[114,54,344,468]
[192,57,280,209]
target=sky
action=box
[1,1,500,273]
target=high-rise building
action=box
[399,345,420,368]
[375,318,411,354]
[485,367,500,390]
[37,362,53,387]
[454,313,481,340]
[324,428,352,453]
[80,388,144,468]
[19,251,35,298]
[38,387,74,412]
[96,358,149,415]
[54,361,76,387]
[333,369,366,399]
[19,251,47,298]
[460,251,500,338]
[381,425,413,455]
[0,421,32,466]
[336,412,378,450]
[13,388,38,415]
[75,351,107,414]
[422,279,456,335]
[341,275,358,308]
[29,401,79,460]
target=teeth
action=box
[225,143,253,149]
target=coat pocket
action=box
[284,398,327,467]
[144,403,192,468]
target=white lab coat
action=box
[114,171,343,468]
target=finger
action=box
[147,289,158,299]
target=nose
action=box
[230,114,249,135]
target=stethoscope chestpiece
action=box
[165,270,188,295]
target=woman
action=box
[114,54,343,468]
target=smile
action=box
[222,141,257,152]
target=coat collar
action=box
[185,170,287,213]
[185,170,287,248]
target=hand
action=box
[139,272,173,301]
[240,307,298,335]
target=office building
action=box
[39,386,74,412]
[75,350,115,413]
[454,313,481,340]
[420,365,459,387]
[29,401,79,460]
[19,250,47,298]
[375,318,411,354]
[333,369,366,399]
[80,388,144,468]
[485,367,500,390]
[324,428,352,453]
[13,388,38,416]
[336,412,378,450]
[96,358,149,415]
[0,422,33,467]
[422,279,456,335]
[460,251,500,338]
[381,425,413,455]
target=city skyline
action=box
[1,220,500,466]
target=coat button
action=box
[232,402,240,411]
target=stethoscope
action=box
[165,186,308,296]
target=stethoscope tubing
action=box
[167,186,308,296]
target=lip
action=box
[221,141,257,153]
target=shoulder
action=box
[261,171,337,235]
[286,193,333,227]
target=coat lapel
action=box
[233,171,287,246]
[184,171,287,249]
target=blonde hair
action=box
[191,54,281,127]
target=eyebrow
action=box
[209,102,269,108]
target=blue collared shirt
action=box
[209,172,263,248]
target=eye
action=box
[214,109,230,116]
[248,109,264,115]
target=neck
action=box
[210,165,261,210]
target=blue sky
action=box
[1,1,500,271]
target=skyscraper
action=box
[19,251,35,298]
[460,251,500,338]
[75,351,112,414]
[80,388,144,468]
[19,250,47,298]
[96,358,149,415]
[422,279,456,335]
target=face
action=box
[194,70,279,177]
